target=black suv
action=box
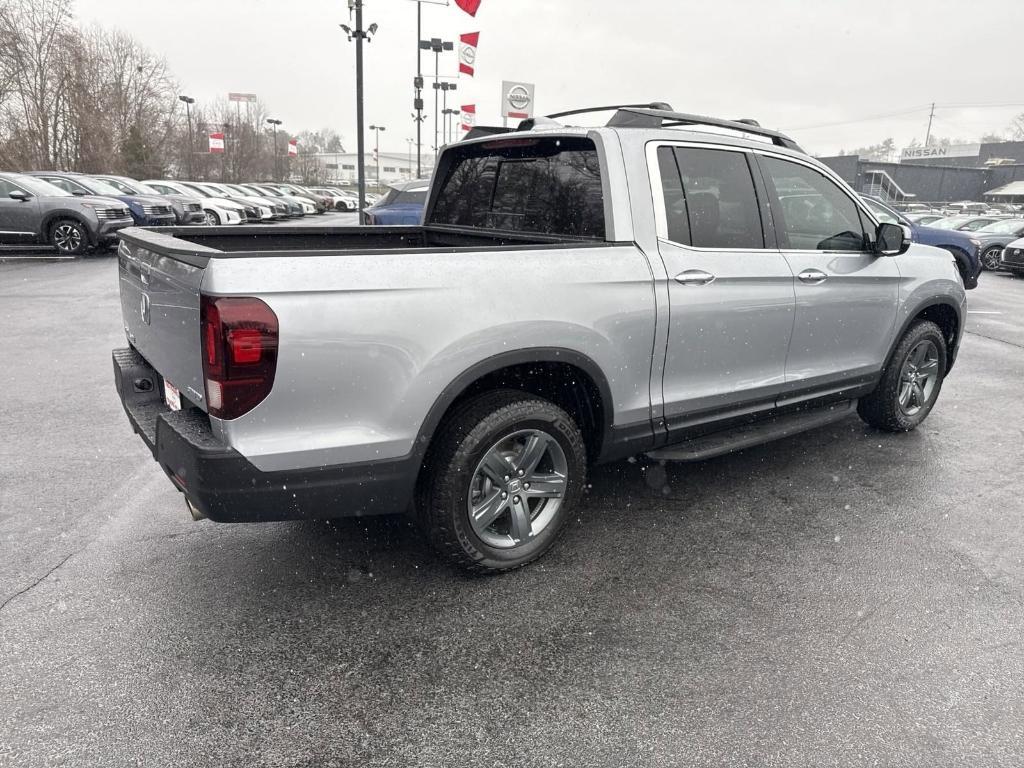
[0,172,132,255]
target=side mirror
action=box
[875,222,912,256]
[8,189,30,201]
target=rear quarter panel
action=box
[203,246,657,472]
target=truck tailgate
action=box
[117,234,209,412]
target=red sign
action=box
[461,104,476,132]
[459,32,479,77]
[208,132,225,153]
[288,139,298,157]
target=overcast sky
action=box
[74,0,1023,157]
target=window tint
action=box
[657,146,690,244]
[431,136,605,238]
[761,156,867,251]
[657,146,764,249]
[44,176,88,195]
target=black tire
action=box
[858,320,947,432]
[981,245,1003,271]
[417,389,587,573]
[49,218,90,256]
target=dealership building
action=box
[818,140,1024,204]
[310,152,433,186]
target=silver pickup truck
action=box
[113,104,966,572]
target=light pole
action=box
[433,80,456,150]
[442,108,461,144]
[369,124,386,191]
[266,118,282,181]
[406,138,414,177]
[178,95,195,179]
[419,38,452,157]
[341,11,379,216]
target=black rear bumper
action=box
[113,347,416,522]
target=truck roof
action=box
[462,102,803,154]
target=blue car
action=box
[28,172,178,228]
[362,179,429,225]
[862,195,982,289]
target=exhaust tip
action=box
[185,498,206,521]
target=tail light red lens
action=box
[199,295,278,420]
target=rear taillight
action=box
[200,295,278,420]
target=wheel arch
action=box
[41,210,93,244]
[412,348,615,474]
[886,298,962,375]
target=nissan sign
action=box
[501,80,535,120]
[900,143,981,162]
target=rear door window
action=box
[656,146,765,249]
[430,136,605,238]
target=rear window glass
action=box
[430,136,605,238]
[394,189,427,205]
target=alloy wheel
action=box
[467,429,568,549]
[53,223,82,252]
[898,340,940,416]
[981,246,1003,271]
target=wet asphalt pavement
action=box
[1,255,1023,767]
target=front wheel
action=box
[204,210,220,226]
[418,390,587,573]
[49,218,90,255]
[981,245,1003,271]
[858,320,947,432]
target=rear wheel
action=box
[981,245,1003,271]
[49,218,90,256]
[418,390,587,573]
[858,320,947,432]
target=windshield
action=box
[929,217,967,229]
[10,174,71,197]
[863,198,903,225]
[181,183,212,198]
[78,176,128,197]
[977,219,1024,234]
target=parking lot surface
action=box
[1,259,1023,767]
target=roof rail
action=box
[607,107,803,152]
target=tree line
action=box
[0,0,343,183]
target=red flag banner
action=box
[461,104,476,132]
[454,0,481,16]
[459,32,479,77]
[288,139,298,157]
[208,132,225,153]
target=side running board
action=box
[646,400,857,463]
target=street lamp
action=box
[369,125,386,190]
[406,138,415,177]
[178,95,195,179]
[442,108,461,144]
[266,118,282,181]
[419,37,453,160]
[341,6,379,216]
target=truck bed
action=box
[118,224,606,267]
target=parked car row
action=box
[897,201,1023,217]
[0,170,367,255]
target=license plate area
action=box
[164,379,181,411]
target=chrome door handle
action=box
[674,269,716,286]
[798,269,828,284]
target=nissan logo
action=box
[460,44,476,64]
[507,85,530,111]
